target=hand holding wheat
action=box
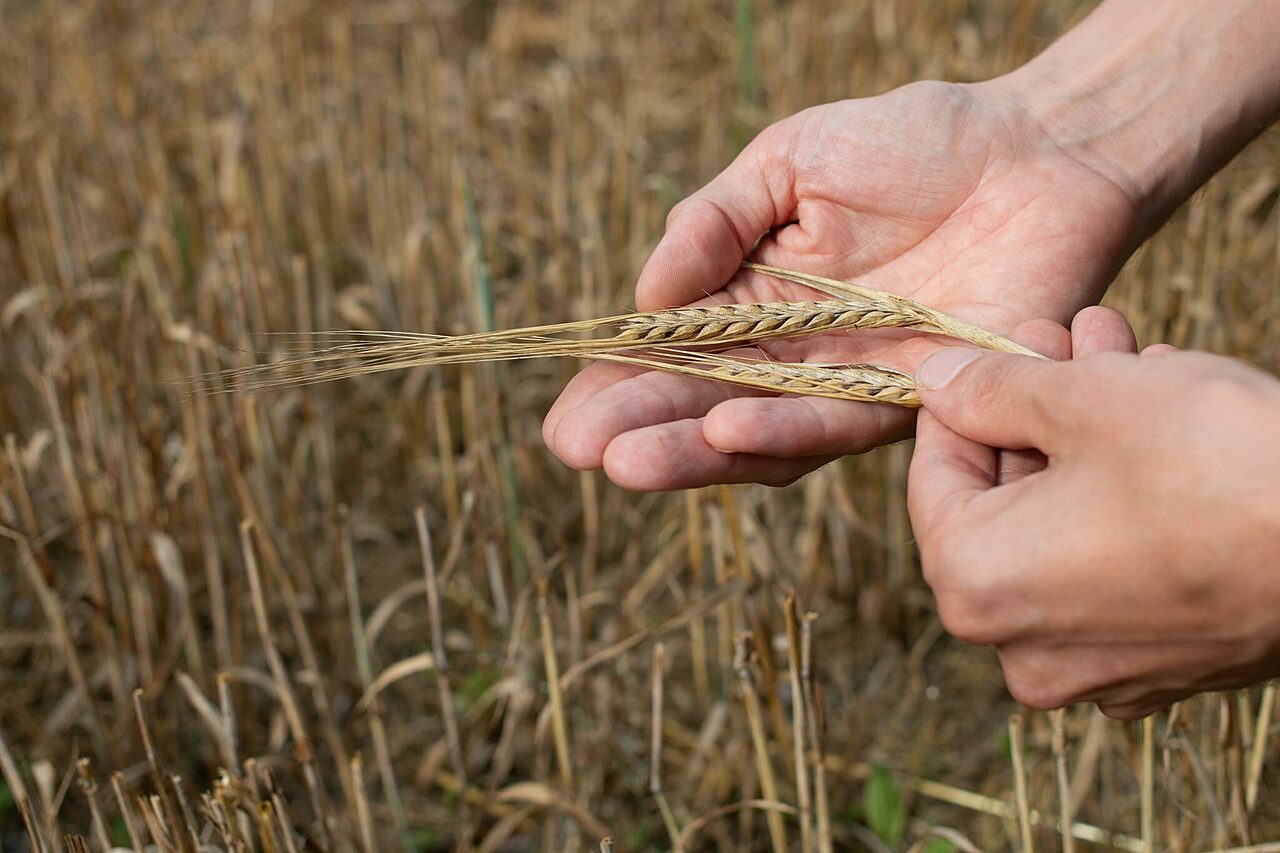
[544,81,1142,489]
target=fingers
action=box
[907,319,1068,531]
[992,309,1142,482]
[997,649,1185,717]
[916,308,1085,448]
[997,448,1049,486]
[1071,305,1137,357]
[543,361,648,451]
[919,311,1140,455]
[1073,304,1177,360]
[543,364,764,470]
[702,395,915,457]
[1095,698,1179,720]
[914,348,1080,452]
[995,320,1071,484]
[997,640,1203,718]
[636,126,797,311]
[1012,318,1073,361]
[993,310,1137,483]
[602,418,832,491]
[907,407,1000,533]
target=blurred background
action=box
[1,0,1277,849]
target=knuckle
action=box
[916,545,943,590]
[748,118,796,166]
[1006,678,1065,712]
[1001,659,1072,711]
[960,356,1053,423]
[666,196,740,257]
[540,415,555,450]
[935,591,1000,645]
[956,355,1006,401]
[665,195,696,228]
[762,456,826,488]
[1044,360,1109,427]
[1098,688,1183,720]
[915,528,953,589]
[1190,368,1262,416]
[896,79,966,110]
[921,531,1012,645]
[1097,702,1149,721]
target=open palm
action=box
[543,81,1141,490]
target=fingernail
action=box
[917,348,982,390]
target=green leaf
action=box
[110,815,131,847]
[922,837,957,853]
[734,0,758,108]
[864,764,906,846]
[996,729,1033,760]
[626,824,654,848]
[460,172,494,334]
[410,826,444,852]
[171,203,194,297]
[456,666,498,714]
[0,779,13,819]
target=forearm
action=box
[994,0,1280,239]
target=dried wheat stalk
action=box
[195,264,1032,405]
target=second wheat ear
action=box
[191,264,1039,406]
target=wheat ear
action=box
[743,262,1044,358]
[593,351,921,407]
[196,299,921,393]
[192,264,1033,400]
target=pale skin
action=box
[914,311,1280,719]
[543,0,1280,715]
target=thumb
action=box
[636,127,797,311]
[915,347,1078,452]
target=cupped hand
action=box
[543,79,1141,490]
[909,312,1280,719]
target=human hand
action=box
[908,311,1280,719]
[543,80,1140,490]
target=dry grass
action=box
[1,0,1279,850]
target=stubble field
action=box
[1,0,1278,849]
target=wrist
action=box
[987,0,1280,241]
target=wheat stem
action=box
[1011,714,1035,853]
